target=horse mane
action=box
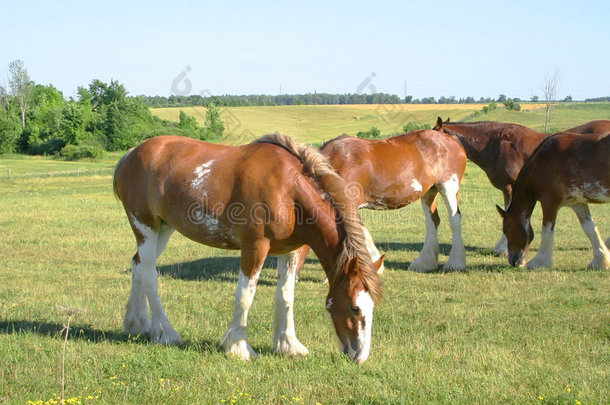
[255,133,382,303]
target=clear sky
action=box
[2,0,609,100]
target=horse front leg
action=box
[493,187,512,256]
[273,250,309,357]
[439,175,466,271]
[527,201,558,269]
[571,204,610,270]
[223,239,270,360]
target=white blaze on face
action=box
[349,290,374,364]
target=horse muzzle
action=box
[508,250,526,267]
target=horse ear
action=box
[436,116,443,128]
[446,117,450,123]
[496,205,506,218]
[345,257,360,277]
[374,254,385,270]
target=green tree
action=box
[503,99,521,111]
[178,110,199,134]
[60,102,88,145]
[202,103,224,140]
[0,112,20,153]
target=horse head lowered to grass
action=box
[497,131,610,269]
[113,134,382,363]
[434,117,610,255]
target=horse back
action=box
[320,131,466,208]
[523,132,610,204]
[564,120,610,135]
[114,136,325,250]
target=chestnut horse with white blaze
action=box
[113,134,382,363]
[497,131,610,269]
[301,129,468,272]
[434,118,610,255]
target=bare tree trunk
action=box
[543,70,560,133]
[8,60,31,129]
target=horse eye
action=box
[350,305,360,315]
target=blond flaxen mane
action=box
[255,133,382,303]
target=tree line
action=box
[0,60,224,157]
[137,93,545,107]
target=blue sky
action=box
[2,0,609,100]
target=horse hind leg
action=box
[273,250,309,357]
[572,204,610,270]
[124,217,182,345]
[409,188,440,272]
[438,174,466,270]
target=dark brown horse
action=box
[310,129,468,272]
[113,134,382,363]
[434,118,610,254]
[497,132,610,269]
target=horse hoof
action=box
[153,328,183,345]
[526,257,552,269]
[492,247,508,257]
[226,340,258,361]
[408,262,437,273]
[443,261,466,272]
[587,258,610,270]
[275,336,309,357]
[123,315,151,336]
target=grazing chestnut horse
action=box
[434,118,610,254]
[312,129,468,272]
[497,132,610,269]
[113,134,382,363]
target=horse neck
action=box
[508,172,537,219]
[444,124,492,165]
[293,182,345,278]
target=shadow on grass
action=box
[0,319,282,355]
[158,256,278,286]
[156,241,508,281]
[377,241,491,255]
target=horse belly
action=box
[567,182,610,204]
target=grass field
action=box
[1,147,609,403]
[150,102,610,145]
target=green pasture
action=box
[1,152,608,403]
[151,102,610,145]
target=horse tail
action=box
[255,133,382,303]
[112,148,134,201]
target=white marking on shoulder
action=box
[191,160,215,191]
[411,178,423,192]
